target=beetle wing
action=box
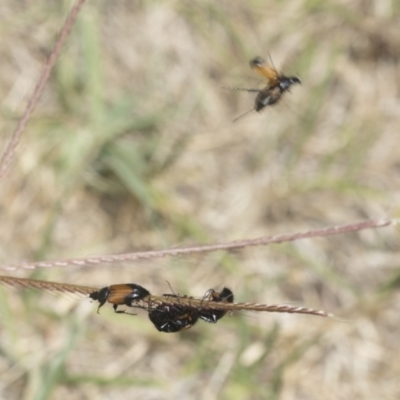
[250,57,280,87]
[107,284,136,304]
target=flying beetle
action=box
[232,55,301,121]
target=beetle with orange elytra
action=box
[89,283,151,313]
[232,55,301,121]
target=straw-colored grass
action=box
[0,0,399,399]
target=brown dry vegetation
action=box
[1,1,400,399]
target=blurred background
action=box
[0,0,400,399]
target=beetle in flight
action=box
[232,56,301,121]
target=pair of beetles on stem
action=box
[90,283,234,333]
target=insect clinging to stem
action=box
[198,287,234,323]
[146,287,234,332]
[147,301,200,333]
[89,283,151,313]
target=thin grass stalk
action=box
[0,275,332,318]
[0,0,87,180]
[0,218,393,271]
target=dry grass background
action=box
[0,0,400,399]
